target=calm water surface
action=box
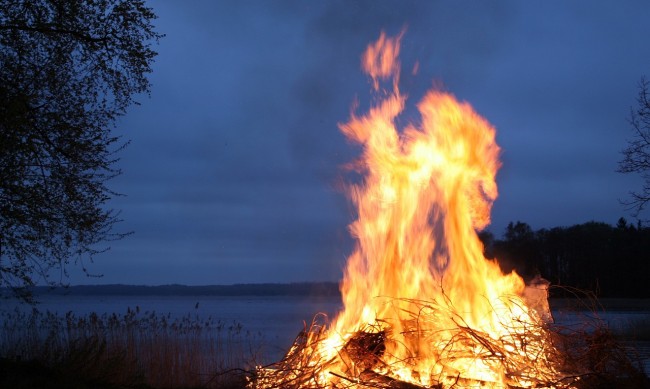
[1,294,343,360]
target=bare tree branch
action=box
[618,77,650,217]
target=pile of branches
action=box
[250,298,649,389]
[552,318,650,388]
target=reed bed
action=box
[0,307,263,388]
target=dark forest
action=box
[482,218,650,298]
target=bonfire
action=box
[251,32,583,389]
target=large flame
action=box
[254,32,573,389]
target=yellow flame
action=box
[254,32,572,389]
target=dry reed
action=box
[0,307,263,388]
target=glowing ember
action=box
[253,32,577,389]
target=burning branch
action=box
[252,295,587,389]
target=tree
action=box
[495,221,539,279]
[618,77,650,219]
[0,0,162,301]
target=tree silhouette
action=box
[493,221,540,280]
[0,0,162,301]
[490,220,650,298]
[618,77,650,219]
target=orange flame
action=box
[332,31,533,386]
[254,32,573,389]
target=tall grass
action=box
[0,307,264,388]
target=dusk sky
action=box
[70,1,650,285]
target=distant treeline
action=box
[481,218,650,298]
[4,282,341,298]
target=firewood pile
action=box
[249,298,602,389]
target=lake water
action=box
[2,294,649,374]
[1,294,343,362]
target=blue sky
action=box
[71,1,650,285]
